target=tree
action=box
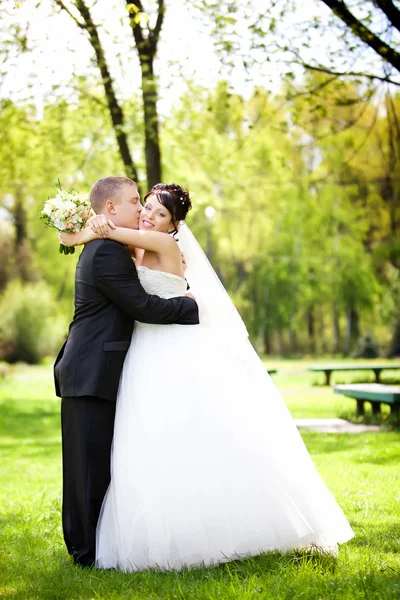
[0,91,124,307]
[54,0,139,182]
[277,0,400,85]
[125,1,164,187]
[194,0,400,92]
[53,0,165,189]
[161,78,394,354]
[318,0,400,76]
[288,74,399,353]
[0,101,39,284]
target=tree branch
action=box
[286,74,341,98]
[132,0,144,12]
[289,60,400,86]
[372,0,400,35]
[151,0,165,52]
[315,92,377,141]
[53,0,85,28]
[320,0,400,73]
[125,1,144,49]
[69,84,107,108]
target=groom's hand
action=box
[185,292,196,301]
[89,215,116,238]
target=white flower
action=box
[45,198,60,210]
[54,219,64,230]
[54,208,65,220]
[42,205,52,216]
[63,200,77,211]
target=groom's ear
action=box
[105,200,117,215]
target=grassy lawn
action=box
[0,361,399,599]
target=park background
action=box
[0,1,399,599]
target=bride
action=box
[60,182,354,572]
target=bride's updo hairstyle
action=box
[144,183,192,236]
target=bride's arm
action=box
[59,222,176,254]
[107,227,176,254]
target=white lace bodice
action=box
[137,266,187,299]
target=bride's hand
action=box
[180,251,187,274]
[87,214,116,238]
[58,227,96,247]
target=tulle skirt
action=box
[96,323,354,571]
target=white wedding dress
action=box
[96,265,354,572]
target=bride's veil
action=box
[177,222,248,340]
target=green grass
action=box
[0,361,400,599]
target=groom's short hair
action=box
[90,176,137,213]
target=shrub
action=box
[0,280,68,364]
[352,331,380,359]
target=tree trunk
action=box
[289,314,297,353]
[307,308,315,353]
[344,305,360,355]
[389,315,400,357]
[318,306,325,355]
[263,329,271,354]
[14,186,27,249]
[126,1,165,189]
[140,53,162,187]
[13,186,37,283]
[332,302,340,354]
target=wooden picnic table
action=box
[334,383,400,416]
[308,363,400,386]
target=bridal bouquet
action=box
[40,188,91,254]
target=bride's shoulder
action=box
[152,232,181,257]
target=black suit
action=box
[54,239,198,566]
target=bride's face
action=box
[139,193,174,233]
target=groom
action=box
[54,176,199,567]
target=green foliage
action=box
[0,280,67,364]
[0,90,129,313]
[0,74,400,357]
[161,79,398,354]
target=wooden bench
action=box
[334,384,400,416]
[308,364,400,386]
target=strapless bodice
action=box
[137,266,187,299]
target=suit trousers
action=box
[61,396,115,566]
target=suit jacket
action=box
[54,239,199,402]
